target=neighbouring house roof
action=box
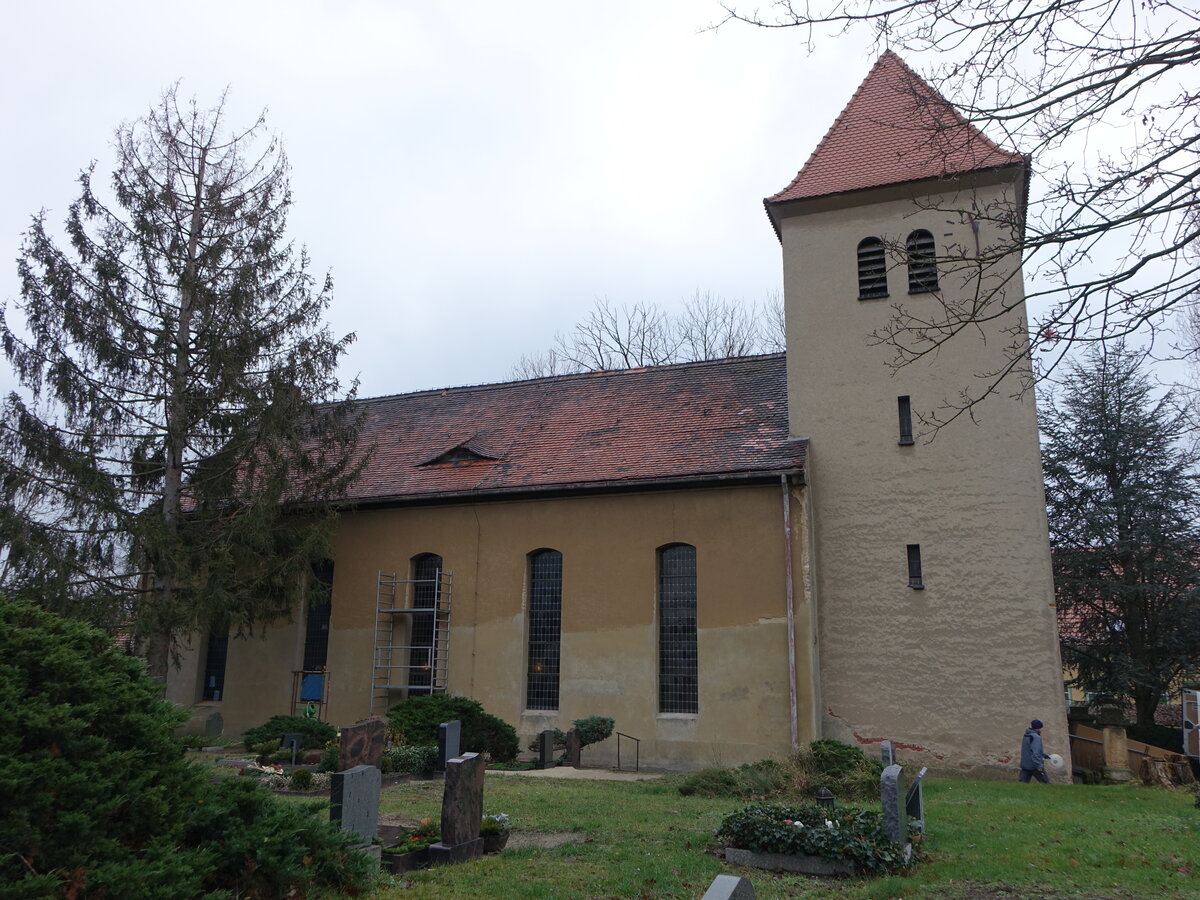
[342,353,806,507]
[765,51,1024,231]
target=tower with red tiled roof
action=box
[770,53,1069,775]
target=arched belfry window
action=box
[409,553,442,690]
[526,549,562,711]
[857,237,888,300]
[658,543,698,714]
[906,229,939,293]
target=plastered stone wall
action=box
[778,169,1070,776]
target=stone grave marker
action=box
[330,764,381,845]
[564,727,582,768]
[338,716,386,771]
[437,720,461,773]
[537,729,556,769]
[880,739,895,767]
[281,733,304,765]
[880,764,910,856]
[429,752,485,865]
[905,766,928,833]
[701,873,756,900]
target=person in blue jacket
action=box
[1019,719,1052,783]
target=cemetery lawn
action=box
[365,773,1199,900]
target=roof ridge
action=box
[358,352,786,404]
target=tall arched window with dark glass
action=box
[857,236,888,299]
[409,553,442,691]
[526,548,562,710]
[906,229,939,293]
[658,543,698,714]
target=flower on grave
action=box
[825,819,835,829]
[784,819,792,824]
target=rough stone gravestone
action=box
[338,716,386,772]
[880,739,895,767]
[701,873,756,900]
[537,729,557,769]
[330,764,381,845]
[564,727,582,768]
[905,766,928,833]
[437,720,461,773]
[880,764,908,847]
[429,752,485,865]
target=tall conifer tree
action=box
[1042,345,1200,725]
[0,87,363,680]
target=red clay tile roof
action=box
[343,354,805,505]
[766,51,1023,215]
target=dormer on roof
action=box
[764,51,1024,236]
[417,433,503,467]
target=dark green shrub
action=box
[387,695,519,763]
[290,768,314,790]
[788,740,884,801]
[1126,724,1182,753]
[573,715,615,746]
[0,599,374,900]
[678,760,787,798]
[316,740,340,773]
[717,802,915,875]
[384,743,439,775]
[241,714,336,752]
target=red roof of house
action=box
[343,354,805,506]
[766,51,1023,213]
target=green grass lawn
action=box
[368,773,1199,900]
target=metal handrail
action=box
[616,731,640,772]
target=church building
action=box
[167,52,1070,775]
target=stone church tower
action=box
[767,52,1069,774]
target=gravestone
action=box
[537,729,556,769]
[429,752,486,865]
[564,727,582,768]
[281,733,304,765]
[437,720,461,773]
[905,766,928,833]
[330,764,381,844]
[880,764,908,847]
[701,873,756,900]
[338,716,386,771]
[880,740,895,767]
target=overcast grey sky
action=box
[0,1,881,400]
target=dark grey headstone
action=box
[564,727,582,768]
[204,710,223,737]
[330,764,381,844]
[905,766,928,833]
[437,720,461,772]
[428,752,485,865]
[880,739,895,767]
[701,872,757,900]
[281,733,303,764]
[537,730,556,768]
[880,764,907,846]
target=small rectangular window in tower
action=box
[897,396,914,446]
[907,544,924,590]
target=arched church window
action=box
[906,229,939,293]
[409,553,442,690]
[658,543,698,714]
[526,548,562,711]
[857,237,888,299]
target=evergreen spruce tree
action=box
[0,86,363,681]
[1042,345,1200,725]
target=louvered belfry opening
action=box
[658,543,698,714]
[857,237,888,299]
[526,548,562,710]
[906,229,939,293]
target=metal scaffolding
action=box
[371,569,452,716]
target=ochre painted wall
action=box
[181,482,816,770]
[778,169,1071,777]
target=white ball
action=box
[1048,753,1064,769]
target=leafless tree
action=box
[509,292,785,379]
[717,0,1199,421]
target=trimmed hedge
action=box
[241,714,337,752]
[387,695,519,762]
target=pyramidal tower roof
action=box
[766,51,1023,216]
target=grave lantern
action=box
[815,786,835,808]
